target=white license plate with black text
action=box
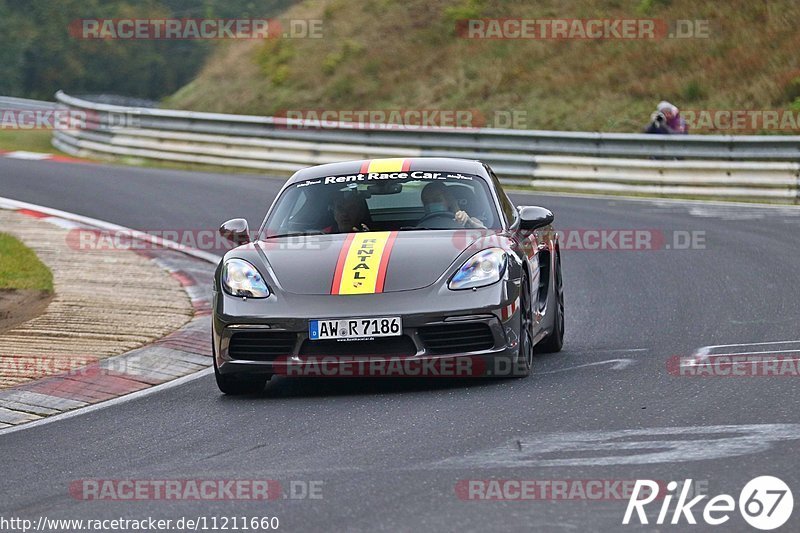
[309,317,402,340]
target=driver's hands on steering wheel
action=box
[454,210,486,229]
[454,210,470,226]
[351,223,370,232]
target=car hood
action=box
[249,230,498,295]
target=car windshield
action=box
[261,171,501,237]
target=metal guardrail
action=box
[0,96,56,111]
[53,91,800,202]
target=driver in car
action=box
[324,192,371,233]
[420,182,485,229]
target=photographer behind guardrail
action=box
[644,100,689,134]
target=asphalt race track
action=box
[2,158,800,531]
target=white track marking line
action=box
[682,358,800,368]
[0,196,219,436]
[680,340,800,368]
[0,196,220,263]
[703,349,800,357]
[434,424,800,468]
[693,340,800,363]
[536,358,635,375]
[0,368,213,437]
[5,151,52,160]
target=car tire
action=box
[537,251,564,354]
[515,272,534,377]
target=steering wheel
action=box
[416,211,460,229]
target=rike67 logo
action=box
[623,476,793,530]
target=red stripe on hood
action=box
[330,233,356,294]
[374,231,398,293]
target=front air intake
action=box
[228,331,297,361]
[418,323,495,354]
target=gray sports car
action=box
[212,157,564,394]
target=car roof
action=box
[286,157,490,185]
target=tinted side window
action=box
[488,168,517,226]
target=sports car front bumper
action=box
[212,282,524,378]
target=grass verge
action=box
[0,233,54,292]
[0,130,59,154]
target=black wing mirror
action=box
[517,206,554,230]
[219,218,251,245]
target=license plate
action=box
[309,317,402,340]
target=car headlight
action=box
[449,248,507,290]
[221,259,270,298]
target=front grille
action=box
[228,331,297,361]
[418,322,494,354]
[299,335,417,358]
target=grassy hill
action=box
[167,0,800,132]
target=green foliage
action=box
[0,130,56,153]
[636,0,671,16]
[272,65,291,85]
[0,0,293,100]
[0,233,53,292]
[256,40,294,84]
[443,0,485,29]
[784,76,800,103]
[329,77,355,101]
[681,79,706,102]
[321,40,363,75]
